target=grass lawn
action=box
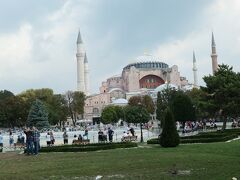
[0,140,240,180]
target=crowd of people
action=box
[98,127,114,142]
[24,127,41,155]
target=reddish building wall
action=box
[139,75,165,89]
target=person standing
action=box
[32,127,40,155]
[46,132,51,147]
[108,128,114,142]
[50,131,55,146]
[63,131,68,144]
[9,131,14,148]
[0,132,3,152]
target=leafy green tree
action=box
[113,105,125,121]
[65,91,85,126]
[27,99,49,129]
[186,88,216,120]
[159,108,180,147]
[101,105,118,124]
[128,95,155,114]
[124,105,150,142]
[203,64,240,129]
[170,91,195,129]
[0,90,15,127]
[0,90,26,127]
[156,88,176,127]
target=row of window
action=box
[141,85,158,89]
[145,78,157,83]
[86,101,106,106]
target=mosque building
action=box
[76,31,218,121]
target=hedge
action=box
[39,142,137,153]
[180,134,238,144]
[147,133,239,144]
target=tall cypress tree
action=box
[159,108,180,147]
[27,99,49,129]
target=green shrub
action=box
[39,142,137,153]
[180,134,238,144]
[159,109,180,147]
[147,138,159,144]
[147,132,239,144]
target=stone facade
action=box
[84,54,189,120]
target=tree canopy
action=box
[124,105,150,124]
[128,95,155,114]
[202,64,240,129]
[27,99,49,129]
[170,91,196,124]
[101,105,118,124]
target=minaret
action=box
[84,53,90,95]
[192,51,198,87]
[211,32,218,74]
[76,30,86,92]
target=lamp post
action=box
[138,102,144,143]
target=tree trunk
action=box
[222,117,227,130]
[140,123,143,143]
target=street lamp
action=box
[138,102,144,143]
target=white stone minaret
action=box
[84,53,90,95]
[211,32,218,74]
[76,30,86,92]
[192,51,198,87]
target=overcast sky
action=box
[0,0,239,95]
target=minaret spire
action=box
[192,51,198,88]
[211,32,218,74]
[77,29,83,44]
[76,29,86,93]
[84,53,90,95]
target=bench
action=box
[121,136,138,142]
[72,139,90,145]
[14,143,26,150]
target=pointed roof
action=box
[77,30,83,44]
[84,53,88,63]
[212,32,216,47]
[193,51,196,63]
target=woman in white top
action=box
[46,132,51,147]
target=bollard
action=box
[115,133,117,142]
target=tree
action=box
[128,95,155,114]
[0,90,26,127]
[203,64,240,129]
[113,105,125,121]
[27,99,49,129]
[170,91,195,129]
[124,105,150,142]
[65,91,85,126]
[159,108,180,147]
[186,88,216,120]
[156,88,176,127]
[101,105,118,124]
[0,90,15,127]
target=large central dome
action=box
[123,54,169,70]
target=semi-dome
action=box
[123,54,169,70]
[154,83,178,92]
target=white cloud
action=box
[153,0,240,86]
